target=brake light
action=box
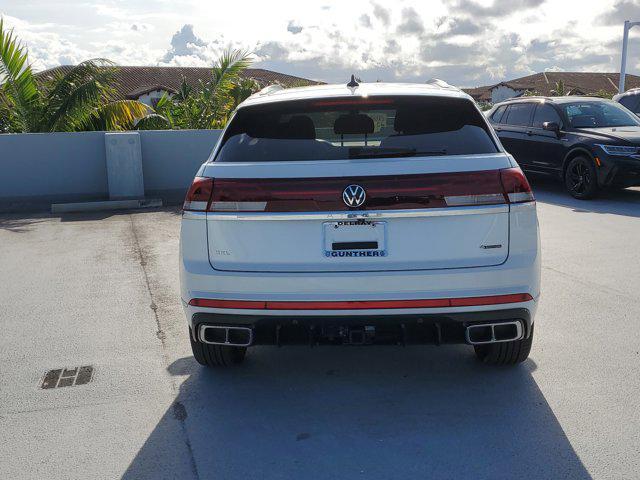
[200,169,534,213]
[209,171,509,212]
[500,167,535,203]
[183,177,213,211]
[312,98,395,107]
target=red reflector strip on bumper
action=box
[188,293,533,310]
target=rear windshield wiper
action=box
[348,148,447,159]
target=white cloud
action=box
[371,2,391,27]
[161,24,208,63]
[359,14,372,28]
[287,20,303,34]
[0,0,637,87]
[397,7,425,35]
[0,15,92,69]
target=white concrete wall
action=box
[0,129,221,211]
[491,86,524,103]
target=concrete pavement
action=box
[1,178,639,479]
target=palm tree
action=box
[230,77,259,109]
[136,49,255,131]
[174,77,192,102]
[185,49,254,129]
[550,80,566,96]
[594,89,614,99]
[0,18,148,133]
[135,93,173,130]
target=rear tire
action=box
[189,328,247,367]
[474,324,534,365]
[565,156,599,199]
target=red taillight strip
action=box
[449,294,531,306]
[266,299,450,309]
[187,168,534,213]
[210,170,508,212]
[312,98,395,106]
[189,299,266,309]
[188,293,533,310]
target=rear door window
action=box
[490,105,507,123]
[214,96,498,162]
[532,103,562,128]
[503,103,534,126]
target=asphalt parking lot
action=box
[1,177,640,480]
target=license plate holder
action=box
[323,220,387,257]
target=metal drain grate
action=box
[41,366,94,389]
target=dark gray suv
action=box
[487,96,640,199]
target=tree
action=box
[550,80,566,96]
[593,89,614,100]
[137,49,257,130]
[0,18,148,133]
[230,77,259,109]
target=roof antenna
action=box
[347,74,359,88]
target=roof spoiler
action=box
[425,78,459,91]
[256,84,285,96]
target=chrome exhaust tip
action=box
[465,321,523,345]
[199,325,253,347]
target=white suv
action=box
[179,79,540,367]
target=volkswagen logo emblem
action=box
[343,184,366,208]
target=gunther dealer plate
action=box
[323,220,387,258]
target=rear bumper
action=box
[180,201,540,346]
[190,307,533,346]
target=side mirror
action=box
[542,121,560,132]
[543,121,562,137]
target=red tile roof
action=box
[35,65,323,100]
[462,85,493,102]
[463,72,640,102]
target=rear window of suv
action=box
[213,96,498,162]
[619,94,640,113]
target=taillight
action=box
[500,167,535,203]
[209,171,510,212]
[195,169,534,213]
[183,177,213,211]
[210,179,269,212]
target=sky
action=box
[1,0,639,88]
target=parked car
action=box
[614,88,640,116]
[487,96,640,199]
[180,79,540,368]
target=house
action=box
[463,72,640,104]
[35,66,322,107]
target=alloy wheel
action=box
[568,160,591,194]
